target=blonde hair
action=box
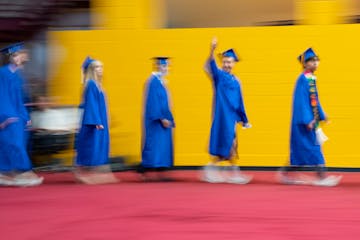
[83,60,103,84]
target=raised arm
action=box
[204,37,220,83]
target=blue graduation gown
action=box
[290,72,326,166]
[208,59,249,159]
[0,65,32,172]
[141,74,174,168]
[76,80,110,166]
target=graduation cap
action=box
[0,42,25,55]
[298,48,319,64]
[220,48,240,62]
[81,56,95,71]
[153,57,170,65]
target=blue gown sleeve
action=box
[236,85,248,124]
[293,76,313,125]
[82,81,102,126]
[165,107,175,128]
[18,90,30,122]
[145,79,166,122]
[207,58,220,86]
[317,95,326,121]
[14,77,30,122]
[145,79,175,127]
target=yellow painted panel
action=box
[48,24,360,167]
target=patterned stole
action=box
[305,72,320,129]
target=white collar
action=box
[8,64,19,73]
[152,72,167,84]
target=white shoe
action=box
[201,167,225,183]
[14,177,44,187]
[278,174,309,185]
[201,165,225,183]
[282,178,309,185]
[226,175,252,184]
[202,174,225,183]
[312,175,342,187]
[0,177,16,186]
[277,171,312,185]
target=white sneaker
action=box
[226,175,252,184]
[0,177,16,186]
[277,171,312,185]
[312,175,342,187]
[278,174,309,185]
[201,167,225,183]
[14,177,44,187]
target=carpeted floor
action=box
[1,171,360,240]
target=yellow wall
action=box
[48,24,360,167]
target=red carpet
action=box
[1,171,360,240]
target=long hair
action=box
[83,60,103,85]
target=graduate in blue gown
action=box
[279,48,341,187]
[74,56,118,184]
[0,43,43,186]
[139,57,175,181]
[202,38,252,184]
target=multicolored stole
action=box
[305,71,328,145]
[305,72,320,129]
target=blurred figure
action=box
[138,57,175,181]
[0,43,43,187]
[278,48,341,187]
[202,38,252,184]
[31,96,62,131]
[74,56,118,184]
[29,96,76,167]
